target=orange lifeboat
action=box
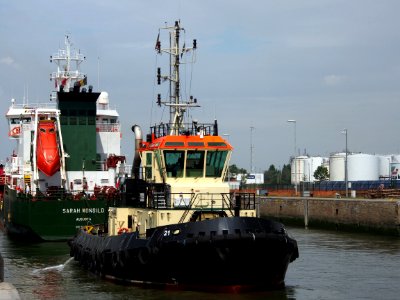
[36,120,60,176]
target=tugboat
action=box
[0,35,126,241]
[68,21,298,291]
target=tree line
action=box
[228,164,329,184]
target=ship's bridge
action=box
[139,134,232,184]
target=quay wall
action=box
[258,197,400,236]
[0,252,20,299]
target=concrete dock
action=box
[0,282,21,300]
[0,253,20,300]
[259,196,400,235]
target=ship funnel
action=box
[131,125,142,178]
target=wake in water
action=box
[31,257,73,274]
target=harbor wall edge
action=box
[258,197,400,236]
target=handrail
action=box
[177,192,256,223]
[96,123,120,132]
[151,121,217,139]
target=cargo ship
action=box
[68,21,298,291]
[0,36,126,241]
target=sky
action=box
[1,0,400,173]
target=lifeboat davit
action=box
[36,119,60,176]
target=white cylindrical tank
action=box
[302,157,310,182]
[329,152,346,181]
[303,157,312,182]
[390,162,400,180]
[322,157,330,167]
[377,155,391,178]
[390,155,400,180]
[291,156,308,184]
[322,157,330,175]
[304,156,324,182]
[347,153,379,181]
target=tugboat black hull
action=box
[69,217,298,291]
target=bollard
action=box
[303,199,309,228]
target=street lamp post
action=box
[342,129,348,197]
[287,120,297,195]
[250,127,255,174]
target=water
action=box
[1,227,399,300]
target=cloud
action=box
[323,74,346,86]
[0,56,19,69]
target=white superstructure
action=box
[5,35,125,196]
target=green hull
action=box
[1,186,108,241]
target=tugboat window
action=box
[186,151,204,177]
[207,142,227,147]
[164,150,185,177]
[206,151,227,177]
[188,142,204,147]
[145,152,152,179]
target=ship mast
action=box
[156,20,199,135]
[50,35,87,98]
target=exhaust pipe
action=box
[131,125,142,178]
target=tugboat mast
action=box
[156,20,199,135]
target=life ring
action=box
[8,126,21,137]
[118,227,129,235]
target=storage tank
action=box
[377,155,391,178]
[322,157,330,175]
[390,162,400,180]
[304,156,324,182]
[348,153,379,181]
[303,157,312,182]
[291,156,308,184]
[390,155,400,180]
[329,152,346,181]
